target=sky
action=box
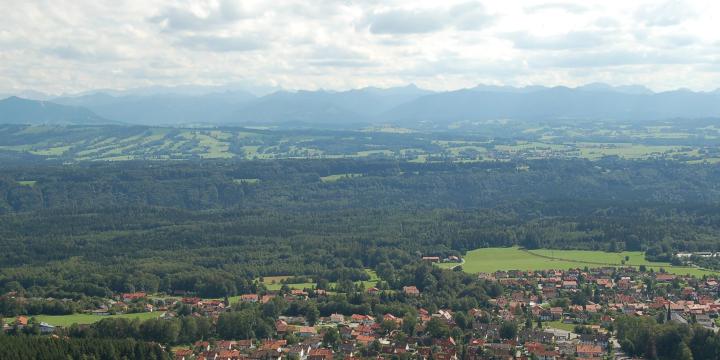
[1,0,719,95]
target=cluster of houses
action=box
[6,264,720,359]
[172,310,462,360]
[166,266,720,359]
[2,315,56,334]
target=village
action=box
[3,263,720,360]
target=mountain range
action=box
[1,83,719,128]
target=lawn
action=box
[444,247,717,277]
[4,312,161,327]
[545,320,576,332]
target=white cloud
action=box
[1,0,719,94]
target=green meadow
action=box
[439,247,716,277]
[3,312,160,327]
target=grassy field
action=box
[258,269,380,291]
[3,312,160,327]
[545,321,576,332]
[440,247,717,276]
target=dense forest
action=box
[1,158,720,298]
[0,335,170,360]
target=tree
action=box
[425,318,450,339]
[500,321,517,340]
[305,303,320,326]
[323,328,340,349]
[402,314,418,336]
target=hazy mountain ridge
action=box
[0,96,111,125]
[2,83,720,127]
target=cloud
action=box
[537,50,690,68]
[366,8,447,34]
[45,45,125,61]
[448,2,493,31]
[176,35,265,52]
[525,3,588,13]
[365,1,492,34]
[635,0,697,27]
[149,0,252,31]
[506,31,608,50]
[2,0,720,94]
[306,46,376,68]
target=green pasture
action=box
[440,247,716,277]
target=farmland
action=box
[440,247,717,277]
[1,121,719,163]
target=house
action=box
[355,334,375,345]
[330,313,345,323]
[576,344,603,358]
[308,348,333,360]
[217,349,242,360]
[241,294,259,302]
[579,333,609,348]
[367,287,380,295]
[285,344,311,359]
[403,286,420,296]
[595,278,613,288]
[39,322,55,334]
[383,313,401,324]
[15,316,29,328]
[350,314,374,324]
[276,319,288,333]
[298,326,317,337]
[529,348,560,360]
[174,349,194,360]
[422,256,440,263]
[550,307,563,320]
[121,292,147,301]
[237,339,255,350]
[182,297,202,305]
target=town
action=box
[4,262,719,360]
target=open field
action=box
[4,312,161,327]
[440,247,717,276]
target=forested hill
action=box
[2,159,720,213]
[2,158,720,298]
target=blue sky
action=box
[1,0,719,95]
